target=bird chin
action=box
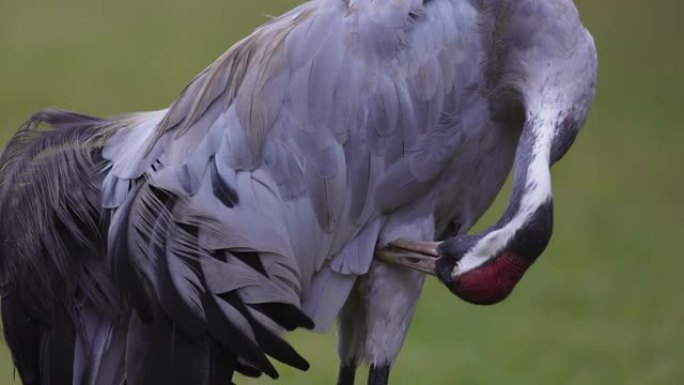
[444,252,532,305]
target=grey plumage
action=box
[0,0,597,384]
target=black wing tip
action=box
[292,356,311,372]
[262,362,280,379]
[252,302,316,331]
[300,315,316,331]
[235,361,263,378]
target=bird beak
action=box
[375,239,441,276]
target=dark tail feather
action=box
[0,109,313,385]
[209,345,236,385]
[1,293,78,385]
[0,109,121,384]
[38,308,76,385]
[125,312,212,385]
[1,294,41,385]
[0,109,117,317]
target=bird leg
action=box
[368,365,390,385]
[337,364,357,385]
[375,239,441,276]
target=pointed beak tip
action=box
[376,239,441,276]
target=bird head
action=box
[434,200,553,305]
[377,0,597,305]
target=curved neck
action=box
[456,116,555,273]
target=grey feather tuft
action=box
[0,109,119,315]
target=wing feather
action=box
[1,2,485,384]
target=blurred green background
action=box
[0,0,682,384]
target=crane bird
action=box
[0,0,597,384]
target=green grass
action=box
[1,0,682,384]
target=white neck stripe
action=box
[452,116,554,277]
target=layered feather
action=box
[0,0,495,383]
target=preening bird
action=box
[0,0,597,384]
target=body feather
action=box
[0,0,545,383]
